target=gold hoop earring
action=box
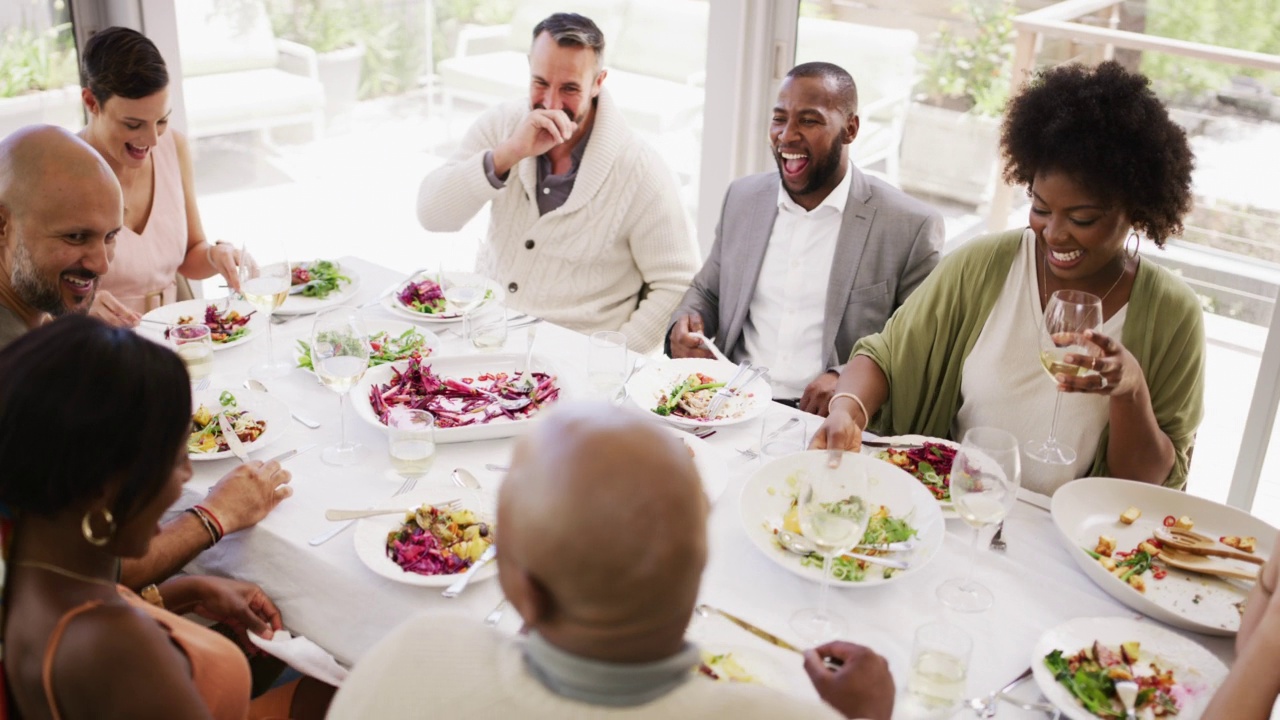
[81,508,116,547]
[1125,232,1141,260]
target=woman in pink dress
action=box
[77,27,246,325]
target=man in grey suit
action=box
[668,62,944,415]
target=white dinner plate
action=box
[1032,616,1227,720]
[1051,477,1276,636]
[627,358,772,428]
[380,271,503,323]
[738,451,945,587]
[861,434,958,517]
[352,487,497,588]
[139,299,265,352]
[294,318,441,373]
[188,387,289,461]
[275,262,360,315]
[352,353,571,443]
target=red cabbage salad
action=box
[386,504,492,576]
[167,304,254,344]
[877,442,957,502]
[368,355,559,427]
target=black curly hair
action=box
[1001,61,1195,246]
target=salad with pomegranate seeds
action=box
[290,260,350,299]
[169,304,254,344]
[188,391,266,454]
[877,442,957,502]
[296,327,431,371]
[386,504,492,577]
[367,356,559,427]
[1045,641,1184,718]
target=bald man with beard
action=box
[330,403,895,720]
[0,125,121,348]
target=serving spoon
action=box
[776,530,911,570]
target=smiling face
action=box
[1029,170,1130,284]
[528,32,604,130]
[770,75,859,210]
[82,87,172,170]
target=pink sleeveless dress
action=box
[99,131,189,313]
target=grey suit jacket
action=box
[670,166,944,374]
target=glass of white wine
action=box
[937,426,1021,612]
[906,621,972,710]
[240,252,293,380]
[168,324,212,381]
[464,296,507,351]
[312,308,371,466]
[387,408,435,478]
[1024,289,1103,465]
[789,454,869,643]
[587,330,628,401]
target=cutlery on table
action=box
[1157,547,1259,581]
[966,667,1037,718]
[989,521,1007,552]
[681,426,716,440]
[324,499,461,522]
[442,544,498,599]
[218,414,251,463]
[139,317,170,327]
[694,604,800,654]
[451,468,482,490]
[706,365,769,419]
[358,267,427,309]
[244,379,321,429]
[484,598,508,627]
[267,444,315,464]
[613,357,646,404]
[859,439,926,449]
[738,417,800,460]
[513,325,539,387]
[687,330,730,363]
[775,530,911,570]
[484,463,510,473]
[1153,527,1266,565]
[194,376,211,392]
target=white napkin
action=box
[248,629,349,687]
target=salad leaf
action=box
[219,391,236,407]
[292,260,350,299]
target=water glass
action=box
[168,324,213,381]
[387,409,436,478]
[906,622,972,709]
[587,331,628,400]
[464,298,507,351]
[760,415,806,457]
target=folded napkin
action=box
[248,630,349,687]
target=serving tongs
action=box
[1157,547,1258,582]
[1153,527,1265,565]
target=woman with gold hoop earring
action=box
[0,316,335,719]
[812,61,1203,494]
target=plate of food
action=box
[627,358,772,427]
[353,489,496,588]
[738,451,944,587]
[295,319,440,372]
[140,299,265,351]
[187,387,288,461]
[275,260,359,315]
[380,271,502,323]
[862,434,958,515]
[1052,477,1276,636]
[1032,616,1227,720]
[352,353,567,443]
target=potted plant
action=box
[900,0,1016,206]
[268,0,366,130]
[0,22,82,138]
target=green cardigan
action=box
[854,229,1205,489]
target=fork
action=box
[738,417,800,460]
[989,521,1007,552]
[194,376,211,392]
[484,598,508,626]
[682,426,716,440]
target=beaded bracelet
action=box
[828,392,869,429]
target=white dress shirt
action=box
[734,164,852,399]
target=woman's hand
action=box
[1061,329,1145,399]
[810,407,864,452]
[209,241,248,293]
[88,290,141,327]
[163,576,283,643]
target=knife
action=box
[218,413,250,462]
[861,440,925,449]
[696,604,800,654]
[268,444,315,464]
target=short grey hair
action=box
[532,13,605,66]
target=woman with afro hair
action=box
[812,61,1203,494]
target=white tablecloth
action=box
[180,257,1237,719]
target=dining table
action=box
[177,256,1240,719]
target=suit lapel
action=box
[724,180,780,354]
[822,167,875,365]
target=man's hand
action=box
[492,109,579,176]
[804,642,895,720]
[89,290,141,328]
[668,313,715,359]
[800,371,840,416]
[201,460,293,535]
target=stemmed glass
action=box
[312,308,371,466]
[937,427,1021,612]
[790,453,870,642]
[1025,289,1103,465]
[240,252,293,379]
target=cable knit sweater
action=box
[327,616,846,719]
[417,89,699,353]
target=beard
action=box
[774,134,846,197]
[10,242,95,317]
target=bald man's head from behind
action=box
[0,125,121,318]
[498,403,709,663]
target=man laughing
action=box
[0,125,122,349]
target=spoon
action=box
[776,530,910,570]
[244,379,321,429]
[451,468,482,490]
[1114,680,1138,720]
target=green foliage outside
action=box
[1142,0,1280,103]
[432,0,516,65]
[0,21,77,98]
[917,0,1016,116]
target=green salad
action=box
[296,327,431,370]
[292,260,351,299]
[783,502,917,582]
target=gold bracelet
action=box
[140,584,165,609]
[829,392,869,428]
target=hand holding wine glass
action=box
[1025,289,1103,465]
[312,308,371,466]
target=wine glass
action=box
[937,427,1021,612]
[240,251,293,379]
[1024,289,1103,465]
[387,408,436,479]
[790,453,870,642]
[587,331,628,401]
[312,308,371,466]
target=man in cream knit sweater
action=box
[417,13,698,353]
[329,403,894,719]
